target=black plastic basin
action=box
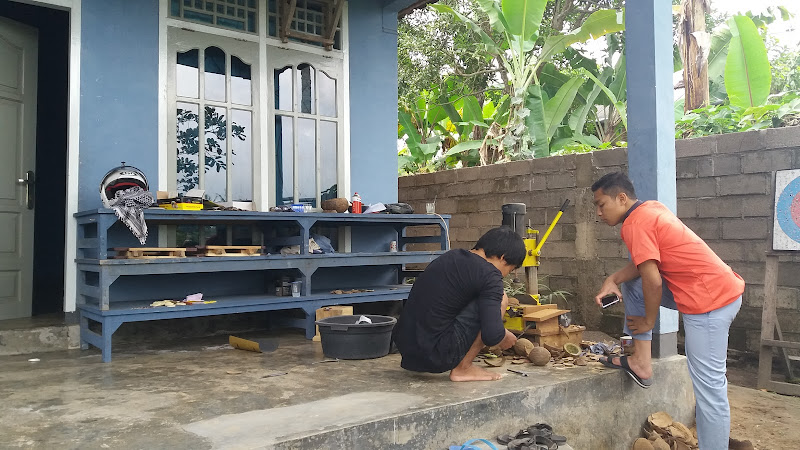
[315,315,397,359]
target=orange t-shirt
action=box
[621,201,744,314]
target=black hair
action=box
[472,226,526,268]
[591,172,637,200]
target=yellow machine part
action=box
[522,237,539,267]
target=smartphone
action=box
[600,294,620,308]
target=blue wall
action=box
[347,0,401,205]
[79,0,159,210]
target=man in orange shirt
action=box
[592,172,743,450]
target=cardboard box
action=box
[313,305,353,341]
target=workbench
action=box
[75,209,449,362]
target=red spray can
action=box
[351,192,362,214]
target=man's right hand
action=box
[497,329,517,350]
[594,278,622,307]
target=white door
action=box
[0,18,37,320]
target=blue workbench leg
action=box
[302,305,317,339]
[102,319,123,363]
[79,314,90,350]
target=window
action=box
[170,0,258,33]
[169,30,257,203]
[267,0,343,50]
[269,47,342,207]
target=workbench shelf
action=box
[74,209,449,362]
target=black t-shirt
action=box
[393,249,505,371]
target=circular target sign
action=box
[774,170,800,250]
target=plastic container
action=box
[315,315,397,359]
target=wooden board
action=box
[201,245,262,256]
[113,247,186,259]
[535,328,585,349]
[519,304,557,315]
[523,308,570,322]
[313,305,353,341]
[530,325,586,337]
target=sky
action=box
[712,0,800,46]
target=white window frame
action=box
[159,0,350,213]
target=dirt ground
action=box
[727,367,800,450]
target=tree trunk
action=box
[680,0,710,112]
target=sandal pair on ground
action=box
[600,355,652,389]
[497,423,566,450]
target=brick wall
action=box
[398,126,800,352]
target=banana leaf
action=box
[544,77,583,139]
[525,84,549,158]
[725,15,771,108]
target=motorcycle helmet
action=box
[99,162,149,208]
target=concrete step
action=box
[0,315,79,356]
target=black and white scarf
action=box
[109,186,154,245]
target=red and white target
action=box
[773,169,800,251]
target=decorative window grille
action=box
[170,0,258,33]
[267,0,343,50]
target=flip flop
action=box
[619,355,652,389]
[599,356,624,370]
[448,438,498,450]
[507,435,557,450]
[525,424,566,444]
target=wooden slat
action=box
[758,255,779,389]
[523,309,570,322]
[762,339,800,350]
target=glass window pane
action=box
[184,10,214,24]
[297,118,316,204]
[274,66,293,111]
[176,49,199,99]
[216,17,245,30]
[275,115,294,204]
[231,56,251,106]
[296,64,315,114]
[204,46,226,102]
[176,102,200,195]
[231,109,252,201]
[320,121,337,201]
[171,0,181,17]
[204,106,228,202]
[318,71,336,117]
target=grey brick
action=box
[716,130,766,154]
[696,197,742,218]
[398,175,416,188]
[707,241,748,262]
[480,162,507,180]
[546,172,577,189]
[676,135,717,157]
[454,166,482,182]
[681,218,721,239]
[677,177,716,198]
[741,149,794,174]
[711,154,741,176]
[505,159,534,177]
[531,154,576,173]
[415,172,437,186]
[717,174,769,196]
[431,169,457,185]
[575,153,594,187]
[697,157,713,177]
[741,195,773,217]
[434,198,458,214]
[490,177,516,194]
[722,218,771,240]
[592,148,628,167]
[676,158,697,179]
[677,199,697,217]
[517,175,547,192]
[762,125,800,150]
[457,198,479,213]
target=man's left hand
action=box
[626,315,655,334]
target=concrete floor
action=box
[0,330,695,449]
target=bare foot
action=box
[607,356,653,380]
[449,363,502,382]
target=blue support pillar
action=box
[625,0,679,358]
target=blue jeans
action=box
[621,278,742,450]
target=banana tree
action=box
[431,0,624,160]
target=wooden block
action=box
[113,247,186,259]
[202,245,262,256]
[523,308,570,322]
[534,326,585,348]
[531,318,561,335]
[519,304,557,315]
[313,305,353,341]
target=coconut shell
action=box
[651,438,670,450]
[647,411,674,434]
[321,198,350,213]
[528,347,551,366]
[667,422,694,444]
[632,438,654,450]
[514,338,535,356]
[573,356,587,366]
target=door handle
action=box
[16,170,35,210]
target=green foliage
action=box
[675,93,800,139]
[725,15,772,108]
